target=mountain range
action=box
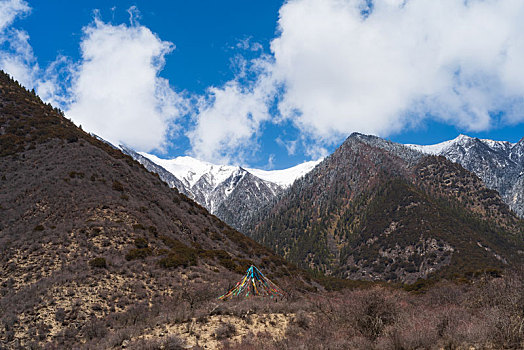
[122,134,524,237]
[2,67,523,346]
[120,131,524,283]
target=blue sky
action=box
[1,0,523,169]
[19,1,282,94]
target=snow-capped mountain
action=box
[407,134,524,217]
[119,147,321,230]
[246,160,323,188]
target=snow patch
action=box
[139,154,239,189]
[406,134,471,155]
[247,159,322,188]
[407,134,516,156]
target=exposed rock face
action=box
[247,133,524,283]
[408,134,524,218]
[215,171,282,233]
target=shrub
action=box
[55,308,66,323]
[220,257,238,271]
[157,236,198,269]
[68,171,84,178]
[89,257,107,268]
[294,310,310,329]
[90,227,102,236]
[112,180,124,192]
[215,322,236,340]
[83,318,107,340]
[33,224,44,231]
[66,134,78,143]
[158,252,196,269]
[132,223,145,230]
[353,289,398,340]
[162,335,186,350]
[134,237,148,249]
[125,248,152,261]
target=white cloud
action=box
[3,0,524,165]
[66,17,187,152]
[265,154,275,170]
[271,0,524,144]
[187,0,524,163]
[236,37,264,52]
[187,56,277,164]
[276,137,297,155]
[0,0,29,32]
[0,3,186,153]
[0,29,37,87]
[0,0,35,87]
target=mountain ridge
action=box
[246,133,524,283]
[407,134,524,217]
[120,149,321,231]
[123,132,523,235]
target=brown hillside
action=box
[0,71,312,348]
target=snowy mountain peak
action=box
[138,154,240,190]
[129,152,322,229]
[405,138,456,155]
[406,134,523,218]
[139,153,322,190]
[406,134,514,155]
[247,159,323,188]
[455,133,472,142]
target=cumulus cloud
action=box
[187,0,524,163]
[0,0,29,31]
[3,0,524,165]
[66,16,187,152]
[187,56,278,164]
[272,0,524,143]
[0,3,187,153]
[0,0,36,87]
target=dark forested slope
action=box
[248,133,524,283]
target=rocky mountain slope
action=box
[121,148,320,231]
[0,71,311,348]
[408,134,524,217]
[247,133,524,283]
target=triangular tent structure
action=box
[218,265,286,300]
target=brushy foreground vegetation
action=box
[224,270,524,350]
[9,268,517,349]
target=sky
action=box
[1,0,524,169]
